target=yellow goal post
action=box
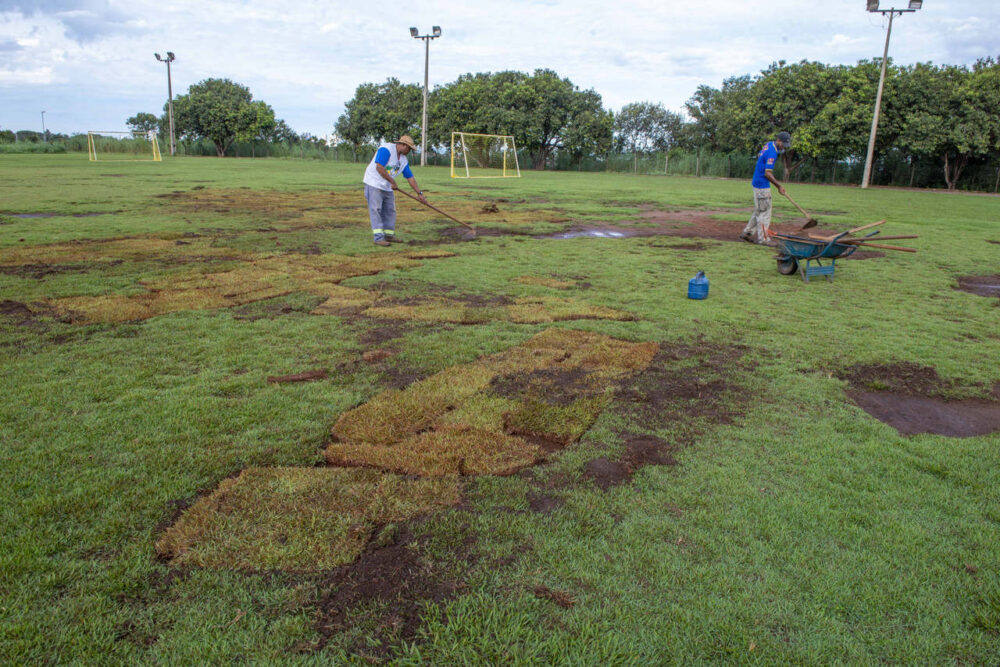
[87,130,162,162]
[450,132,520,178]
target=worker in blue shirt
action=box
[741,131,791,245]
[362,135,427,246]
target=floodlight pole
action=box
[410,26,442,167]
[41,111,46,143]
[861,3,921,188]
[155,52,176,156]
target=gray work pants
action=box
[364,185,396,241]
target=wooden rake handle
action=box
[397,188,474,231]
[782,191,812,218]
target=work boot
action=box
[739,233,755,244]
[386,236,405,243]
[373,240,390,247]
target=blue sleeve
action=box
[763,144,777,170]
[374,147,390,166]
[401,163,413,179]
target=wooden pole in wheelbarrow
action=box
[813,219,887,241]
[397,188,476,239]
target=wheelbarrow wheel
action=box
[777,256,799,275]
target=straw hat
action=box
[396,135,417,150]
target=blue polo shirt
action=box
[374,147,413,178]
[751,141,778,188]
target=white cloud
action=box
[0,0,997,134]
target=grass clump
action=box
[155,467,459,571]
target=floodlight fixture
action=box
[409,26,443,166]
[860,0,922,188]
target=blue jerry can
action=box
[688,271,709,300]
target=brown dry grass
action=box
[363,296,634,325]
[326,330,659,476]
[155,467,459,571]
[0,236,253,266]
[327,425,543,476]
[47,251,449,324]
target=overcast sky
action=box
[1,0,997,137]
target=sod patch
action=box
[327,329,658,476]
[42,250,452,323]
[155,467,460,571]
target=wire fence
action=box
[3,134,998,192]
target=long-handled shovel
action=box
[812,219,886,241]
[397,188,476,239]
[782,191,820,229]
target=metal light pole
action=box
[409,26,442,167]
[861,0,923,188]
[154,51,176,156]
[41,111,46,143]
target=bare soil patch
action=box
[838,361,951,396]
[839,362,1000,437]
[266,369,329,384]
[490,366,596,406]
[583,457,631,489]
[848,392,1000,437]
[615,341,753,439]
[309,525,473,658]
[956,275,1000,299]
[0,300,34,319]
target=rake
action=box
[397,189,477,240]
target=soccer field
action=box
[2,154,999,663]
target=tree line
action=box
[335,58,1000,190]
[4,56,997,190]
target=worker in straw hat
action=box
[362,135,428,246]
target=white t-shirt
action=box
[363,142,412,192]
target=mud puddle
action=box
[956,275,1000,298]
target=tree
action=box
[126,112,159,135]
[170,78,277,157]
[684,75,753,152]
[334,78,423,155]
[614,102,683,172]
[431,69,609,170]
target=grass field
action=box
[1,154,999,663]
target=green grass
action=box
[1,154,999,663]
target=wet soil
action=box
[583,458,631,490]
[489,366,595,406]
[266,370,329,384]
[839,362,1000,437]
[310,526,473,658]
[847,392,1000,437]
[0,261,112,279]
[615,342,753,439]
[0,300,34,319]
[956,275,1000,299]
[838,361,952,396]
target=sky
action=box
[1,0,997,138]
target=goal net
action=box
[87,131,162,162]
[450,132,520,178]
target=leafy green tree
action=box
[614,102,683,172]
[334,78,423,154]
[0,129,15,144]
[170,78,277,157]
[431,69,608,170]
[126,112,159,135]
[683,75,753,152]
